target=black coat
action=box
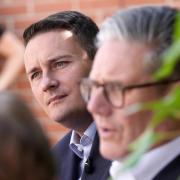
[52,131,111,180]
[153,154,180,180]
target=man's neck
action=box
[75,120,93,137]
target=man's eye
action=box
[53,61,69,69]
[31,72,41,80]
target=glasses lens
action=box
[80,79,92,103]
[106,84,123,107]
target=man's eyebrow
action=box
[27,67,39,76]
[47,54,73,63]
[27,55,73,75]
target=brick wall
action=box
[0,0,178,145]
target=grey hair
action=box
[97,5,179,78]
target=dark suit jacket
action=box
[153,154,180,180]
[52,131,111,180]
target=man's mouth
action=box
[98,126,117,139]
[47,94,68,105]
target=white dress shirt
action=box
[69,122,96,179]
[110,137,180,180]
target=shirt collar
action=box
[69,122,96,159]
[110,137,180,180]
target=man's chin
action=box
[52,108,93,131]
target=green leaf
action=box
[143,87,180,128]
[154,11,180,80]
[154,41,180,80]
[120,129,157,172]
[119,87,180,174]
[173,12,180,42]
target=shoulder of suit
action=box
[52,131,72,153]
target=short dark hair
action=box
[23,11,99,60]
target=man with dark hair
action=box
[23,11,111,180]
[80,5,180,180]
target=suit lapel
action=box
[57,131,81,180]
[153,154,180,180]
[81,132,111,180]
[61,148,81,180]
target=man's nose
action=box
[87,88,112,116]
[41,74,59,92]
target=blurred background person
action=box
[0,25,24,90]
[0,91,56,180]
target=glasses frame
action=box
[80,77,180,108]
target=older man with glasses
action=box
[80,5,180,180]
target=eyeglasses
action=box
[80,77,180,108]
